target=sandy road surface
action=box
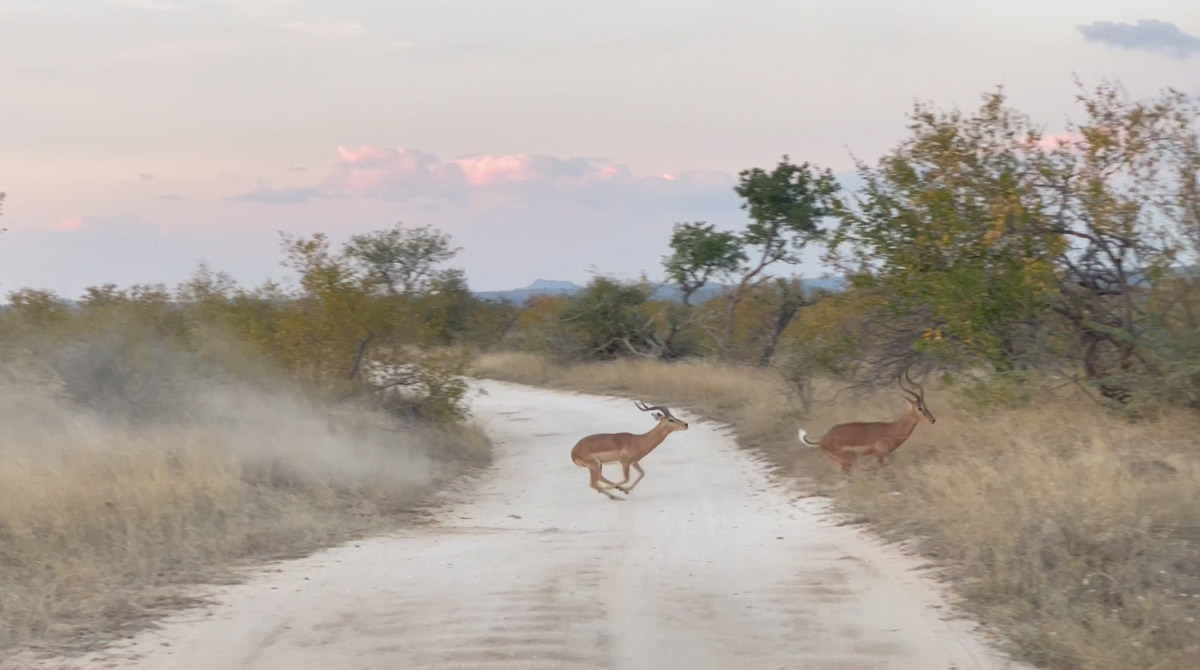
[20,380,1027,670]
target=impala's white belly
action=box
[572,449,623,466]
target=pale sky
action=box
[1,0,1198,298]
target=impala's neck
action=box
[635,422,674,456]
[892,405,921,438]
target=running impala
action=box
[570,400,689,500]
[798,368,935,473]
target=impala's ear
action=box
[652,412,665,420]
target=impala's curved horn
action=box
[897,367,920,402]
[635,400,672,417]
[902,367,925,402]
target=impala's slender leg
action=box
[582,457,622,499]
[874,445,893,466]
[588,465,621,500]
[876,439,902,466]
[619,462,646,493]
[819,447,849,473]
[836,450,855,474]
[611,460,633,491]
[818,448,837,467]
[595,465,622,489]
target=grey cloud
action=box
[229,186,323,204]
[1077,19,1200,59]
[158,194,184,201]
[139,172,154,182]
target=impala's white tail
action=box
[797,428,820,447]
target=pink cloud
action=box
[54,216,84,231]
[341,168,388,195]
[324,147,446,199]
[335,146,394,164]
[452,154,536,186]
[230,146,738,209]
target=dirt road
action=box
[27,380,1026,669]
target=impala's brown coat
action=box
[798,370,935,473]
[570,401,688,500]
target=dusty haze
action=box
[0,331,487,653]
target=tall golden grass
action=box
[470,351,1200,670]
[0,373,490,654]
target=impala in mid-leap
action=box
[570,400,689,500]
[797,369,935,473]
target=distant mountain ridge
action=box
[473,276,847,305]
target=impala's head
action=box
[899,368,936,424]
[635,400,689,432]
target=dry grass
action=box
[0,369,490,655]
[470,351,1200,670]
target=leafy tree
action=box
[787,288,879,374]
[755,277,810,367]
[656,159,838,362]
[470,297,528,347]
[280,229,474,416]
[560,277,659,360]
[724,156,839,362]
[661,221,745,357]
[664,222,746,304]
[5,288,70,337]
[829,89,1063,374]
[415,268,475,344]
[735,157,839,271]
[829,80,1200,400]
[344,222,461,296]
[1041,80,1199,400]
[274,231,383,383]
[498,294,570,352]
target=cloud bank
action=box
[231,147,737,212]
[1077,19,1200,59]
